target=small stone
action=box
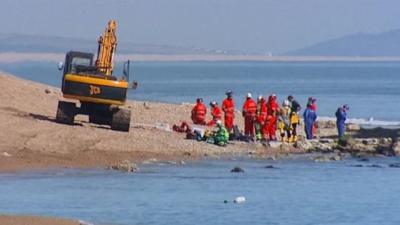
[231,166,244,173]
[319,139,335,144]
[2,152,11,157]
[143,102,150,109]
[347,123,361,131]
[44,88,51,94]
[269,141,281,148]
[330,154,342,161]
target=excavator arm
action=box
[95,20,117,76]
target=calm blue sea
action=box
[1,158,400,225]
[1,61,399,123]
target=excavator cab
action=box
[63,51,94,75]
[55,20,133,132]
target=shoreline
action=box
[2,52,400,63]
[0,72,399,173]
[0,215,80,225]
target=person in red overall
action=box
[242,93,257,138]
[266,94,279,140]
[191,98,207,125]
[207,101,222,126]
[222,90,235,133]
[255,95,268,141]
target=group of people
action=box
[241,93,303,142]
[191,91,302,142]
[190,91,349,144]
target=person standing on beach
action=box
[288,95,301,142]
[303,104,317,140]
[266,94,279,141]
[307,97,318,138]
[222,90,235,133]
[255,95,268,141]
[242,93,257,139]
[191,98,207,125]
[278,100,291,142]
[207,101,222,126]
[335,104,349,140]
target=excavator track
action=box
[56,101,76,125]
[111,108,131,132]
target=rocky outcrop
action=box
[108,160,138,172]
[392,138,400,156]
[291,136,395,157]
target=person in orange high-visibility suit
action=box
[266,94,280,140]
[255,95,268,141]
[207,101,222,126]
[191,98,207,125]
[242,93,257,138]
[222,90,235,133]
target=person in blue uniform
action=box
[335,104,349,140]
[303,104,317,140]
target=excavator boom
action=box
[95,20,117,76]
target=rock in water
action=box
[231,166,244,173]
[389,163,400,168]
[349,164,364,167]
[313,155,331,162]
[367,164,383,168]
[264,165,277,169]
[109,160,138,172]
[233,196,246,204]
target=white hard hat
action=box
[216,120,222,126]
[258,95,263,100]
[247,93,252,98]
[283,100,290,106]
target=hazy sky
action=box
[1,0,400,53]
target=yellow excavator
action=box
[56,20,135,132]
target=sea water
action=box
[1,61,399,124]
[1,158,400,225]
